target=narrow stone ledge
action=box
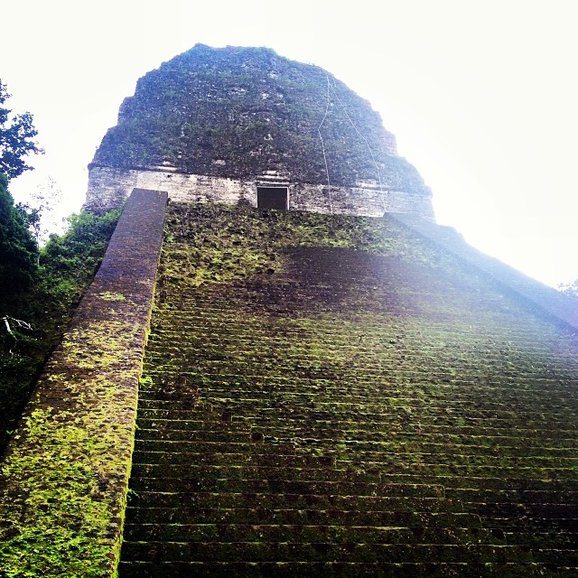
[0,188,167,578]
[392,213,578,332]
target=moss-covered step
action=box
[121,203,578,574]
[118,560,575,578]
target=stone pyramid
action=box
[1,45,577,578]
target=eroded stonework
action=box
[85,165,435,219]
[86,45,434,220]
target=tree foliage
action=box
[0,80,42,180]
[0,83,119,453]
[0,173,38,301]
[558,279,578,298]
[17,177,64,246]
[40,209,120,305]
[0,206,120,453]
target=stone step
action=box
[143,340,572,362]
[158,314,523,330]
[145,323,573,346]
[133,439,299,455]
[504,531,578,547]
[448,488,578,505]
[145,345,577,369]
[131,452,336,469]
[129,458,577,483]
[126,488,578,522]
[138,397,572,418]
[125,484,578,510]
[128,476,446,497]
[134,428,253,443]
[137,398,577,420]
[125,491,461,512]
[146,350,577,377]
[120,540,535,564]
[124,507,478,528]
[117,560,576,578]
[129,463,383,483]
[129,460,576,483]
[133,427,578,452]
[133,429,578,451]
[132,440,578,461]
[122,523,504,545]
[132,435,578,463]
[125,501,578,528]
[128,450,578,491]
[141,372,558,390]
[138,373,578,396]
[133,411,578,442]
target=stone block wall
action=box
[0,189,168,578]
[85,165,435,221]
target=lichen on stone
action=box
[92,45,429,194]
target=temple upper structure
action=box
[85,44,434,219]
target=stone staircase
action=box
[119,205,578,577]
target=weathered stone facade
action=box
[85,165,435,220]
[86,45,435,221]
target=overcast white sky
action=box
[2,0,577,287]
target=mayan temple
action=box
[1,44,577,577]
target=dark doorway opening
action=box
[257,187,289,210]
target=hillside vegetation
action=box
[0,185,120,452]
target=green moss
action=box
[93,45,429,193]
[0,310,142,576]
[0,208,121,454]
[1,408,119,576]
[99,291,127,302]
[159,202,439,294]
[0,237,155,576]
